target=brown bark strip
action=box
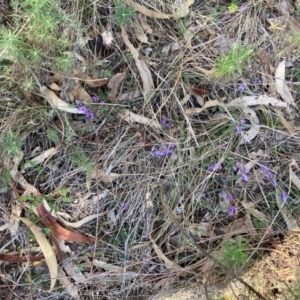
[0,253,44,263]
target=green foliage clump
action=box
[214,43,253,81]
[219,237,250,271]
[69,146,93,175]
[1,131,23,156]
[0,168,12,191]
[114,0,135,25]
[0,0,74,84]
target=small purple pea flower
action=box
[89,244,96,251]
[78,106,89,114]
[75,99,84,105]
[235,125,244,132]
[208,163,222,172]
[92,95,99,102]
[240,116,247,124]
[241,173,249,182]
[119,202,127,210]
[253,78,262,85]
[228,206,235,216]
[238,84,245,92]
[161,118,172,129]
[150,144,175,157]
[281,191,288,203]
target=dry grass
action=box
[1,0,300,299]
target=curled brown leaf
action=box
[37,203,96,244]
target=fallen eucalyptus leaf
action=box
[276,189,300,231]
[107,72,126,103]
[241,201,269,226]
[226,95,287,108]
[37,203,96,243]
[118,109,161,129]
[139,13,153,34]
[173,0,195,19]
[275,60,285,94]
[40,86,83,114]
[150,235,181,270]
[121,26,154,101]
[90,169,122,182]
[185,100,220,114]
[14,216,57,291]
[135,27,150,44]
[57,269,80,300]
[22,148,58,173]
[55,211,107,229]
[278,83,295,106]
[68,83,92,103]
[124,0,171,19]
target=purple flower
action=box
[240,116,247,124]
[75,99,84,105]
[221,190,233,201]
[260,165,276,187]
[89,244,96,251]
[228,206,235,216]
[238,84,245,92]
[253,78,262,85]
[208,163,222,172]
[271,179,277,188]
[119,202,127,210]
[78,106,89,114]
[234,162,248,173]
[161,118,167,124]
[281,191,288,203]
[92,95,99,102]
[235,125,244,132]
[221,144,228,150]
[241,173,249,182]
[87,112,95,120]
[239,4,246,11]
[260,165,273,179]
[150,144,175,157]
[236,162,242,169]
[161,117,172,129]
[226,193,233,201]
[100,100,105,105]
[77,105,95,120]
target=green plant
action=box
[0,0,75,89]
[176,18,189,40]
[296,5,300,22]
[1,131,23,156]
[214,43,253,80]
[113,0,135,25]
[114,228,129,246]
[46,128,59,143]
[69,146,93,175]
[218,237,250,271]
[284,278,300,300]
[0,168,12,191]
[228,0,239,14]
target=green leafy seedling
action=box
[1,131,23,156]
[114,0,135,25]
[214,43,253,81]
